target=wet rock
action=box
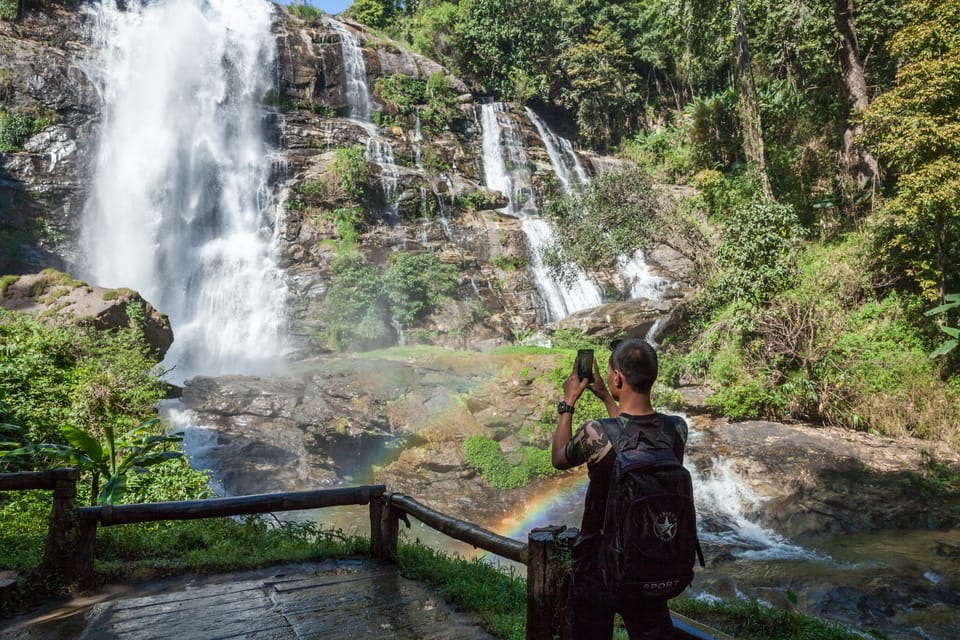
[694,419,960,536]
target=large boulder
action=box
[0,269,174,359]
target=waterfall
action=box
[80,0,287,382]
[527,107,670,304]
[524,107,590,192]
[479,103,602,321]
[328,19,399,222]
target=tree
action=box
[558,23,637,149]
[834,0,879,189]
[451,0,562,101]
[732,0,772,199]
[350,0,398,30]
[862,0,960,299]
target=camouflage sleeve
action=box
[563,419,613,468]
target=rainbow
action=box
[492,471,590,541]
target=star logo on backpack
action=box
[654,512,678,541]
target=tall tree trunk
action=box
[733,0,773,199]
[834,0,879,189]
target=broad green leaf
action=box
[925,300,960,316]
[61,424,104,462]
[99,475,127,505]
[930,340,958,358]
[135,451,184,468]
[122,418,162,441]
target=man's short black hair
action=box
[609,338,658,394]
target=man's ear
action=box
[613,370,623,389]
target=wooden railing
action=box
[1,469,728,640]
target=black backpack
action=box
[598,415,705,599]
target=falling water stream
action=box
[479,102,603,321]
[81,0,287,383]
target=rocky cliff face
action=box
[0,4,100,274]
[0,4,693,356]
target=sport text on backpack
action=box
[598,415,705,599]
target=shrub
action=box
[0,309,166,449]
[0,0,17,21]
[287,0,321,23]
[383,252,458,328]
[0,110,39,152]
[462,435,557,490]
[333,146,370,201]
[321,254,389,351]
[713,200,806,304]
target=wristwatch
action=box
[557,401,575,415]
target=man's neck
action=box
[616,391,655,416]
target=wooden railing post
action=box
[39,468,80,584]
[76,509,100,586]
[526,525,576,640]
[371,493,400,562]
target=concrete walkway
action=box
[0,560,498,640]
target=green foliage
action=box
[0,310,166,450]
[383,252,458,327]
[0,490,49,571]
[322,254,387,351]
[4,418,184,505]
[287,0,322,23]
[462,434,557,490]
[451,0,561,103]
[397,540,526,640]
[713,200,806,304]
[350,0,396,30]
[559,21,638,150]
[0,110,41,152]
[671,596,868,640]
[455,188,496,212]
[543,167,660,283]
[124,455,213,503]
[374,74,427,120]
[687,88,741,172]
[491,255,526,271]
[862,0,960,298]
[320,206,362,249]
[0,0,16,21]
[373,72,458,133]
[623,125,694,183]
[95,517,368,581]
[332,145,370,201]
[925,293,960,358]
[321,252,458,351]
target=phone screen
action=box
[576,349,594,382]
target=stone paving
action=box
[0,560,498,640]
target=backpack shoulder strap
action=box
[597,416,636,453]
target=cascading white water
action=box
[81,0,287,382]
[328,19,400,221]
[527,107,670,304]
[524,107,590,192]
[619,249,668,300]
[480,103,603,321]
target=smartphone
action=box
[575,349,594,383]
